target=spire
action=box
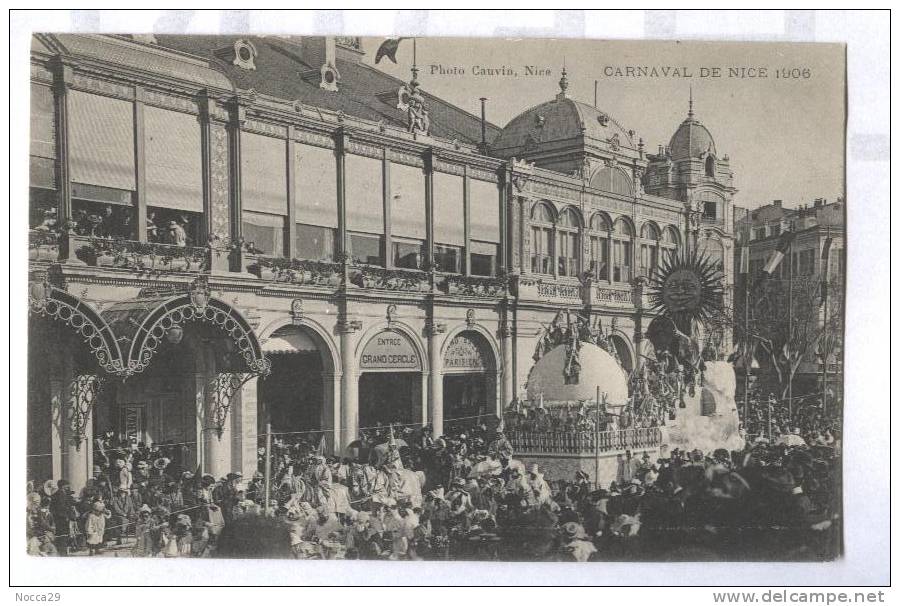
[688,85,694,119]
[557,64,569,100]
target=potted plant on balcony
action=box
[249,258,276,281]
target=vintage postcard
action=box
[23,30,848,569]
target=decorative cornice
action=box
[143,88,198,114]
[71,73,134,100]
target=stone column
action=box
[63,374,99,493]
[426,321,446,437]
[500,319,515,411]
[202,373,237,479]
[232,376,258,480]
[338,320,360,453]
[322,371,342,455]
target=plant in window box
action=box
[248,258,276,281]
[28,230,60,261]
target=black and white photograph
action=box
[10,8,891,591]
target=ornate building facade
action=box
[27,34,735,490]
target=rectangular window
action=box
[350,233,383,266]
[471,240,498,277]
[30,83,56,191]
[769,224,781,237]
[531,227,552,274]
[557,231,578,277]
[295,223,335,262]
[703,201,717,220]
[590,236,609,280]
[147,207,201,246]
[435,244,461,274]
[241,132,288,216]
[613,240,631,282]
[393,240,423,270]
[71,189,136,240]
[296,143,338,228]
[470,178,500,243]
[391,162,425,239]
[433,171,465,246]
[754,228,766,241]
[145,106,203,213]
[69,90,135,191]
[242,211,286,256]
[346,153,384,234]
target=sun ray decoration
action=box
[646,246,725,333]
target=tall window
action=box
[145,106,203,246]
[390,163,426,269]
[557,207,581,277]
[68,90,136,239]
[469,178,500,276]
[346,154,386,266]
[30,83,57,229]
[295,143,338,262]
[433,171,464,273]
[639,223,660,278]
[612,218,633,283]
[530,203,554,275]
[241,132,288,256]
[588,213,611,281]
[661,226,680,263]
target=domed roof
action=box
[492,88,635,154]
[668,114,717,161]
[526,343,629,404]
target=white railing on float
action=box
[507,427,662,455]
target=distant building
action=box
[733,197,845,402]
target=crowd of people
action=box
[740,389,842,446]
[27,415,841,561]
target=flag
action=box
[821,237,833,261]
[375,37,407,64]
[739,245,750,274]
[819,237,834,300]
[762,231,795,275]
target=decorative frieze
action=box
[469,167,498,183]
[244,118,287,139]
[208,123,231,242]
[71,73,134,100]
[386,148,424,168]
[433,159,465,176]
[143,89,198,114]
[30,61,54,83]
[294,129,335,149]
[345,140,383,160]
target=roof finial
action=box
[688,85,694,118]
[558,63,569,99]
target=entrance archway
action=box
[259,325,335,441]
[358,328,423,428]
[442,330,497,430]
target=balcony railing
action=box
[71,235,208,273]
[28,229,60,262]
[507,427,662,455]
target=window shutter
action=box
[69,90,135,191]
[390,162,425,239]
[469,178,499,243]
[345,153,384,234]
[144,106,203,212]
[433,171,464,246]
[241,132,288,216]
[295,143,338,228]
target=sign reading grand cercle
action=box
[662,268,703,314]
[360,330,421,371]
[443,333,490,372]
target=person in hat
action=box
[49,480,78,556]
[526,463,552,506]
[132,504,155,557]
[84,500,109,555]
[558,521,597,562]
[109,485,137,545]
[168,219,187,247]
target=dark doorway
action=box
[259,352,324,434]
[359,373,420,429]
[443,373,494,425]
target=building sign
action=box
[443,333,491,372]
[360,330,421,371]
[121,405,144,443]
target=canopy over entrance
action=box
[101,277,270,377]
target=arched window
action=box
[590,166,634,197]
[661,226,680,264]
[588,213,611,281]
[530,202,555,275]
[639,222,660,278]
[612,218,633,283]
[705,155,716,178]
[556,207,582,277]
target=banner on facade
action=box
[443,333,490,372]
